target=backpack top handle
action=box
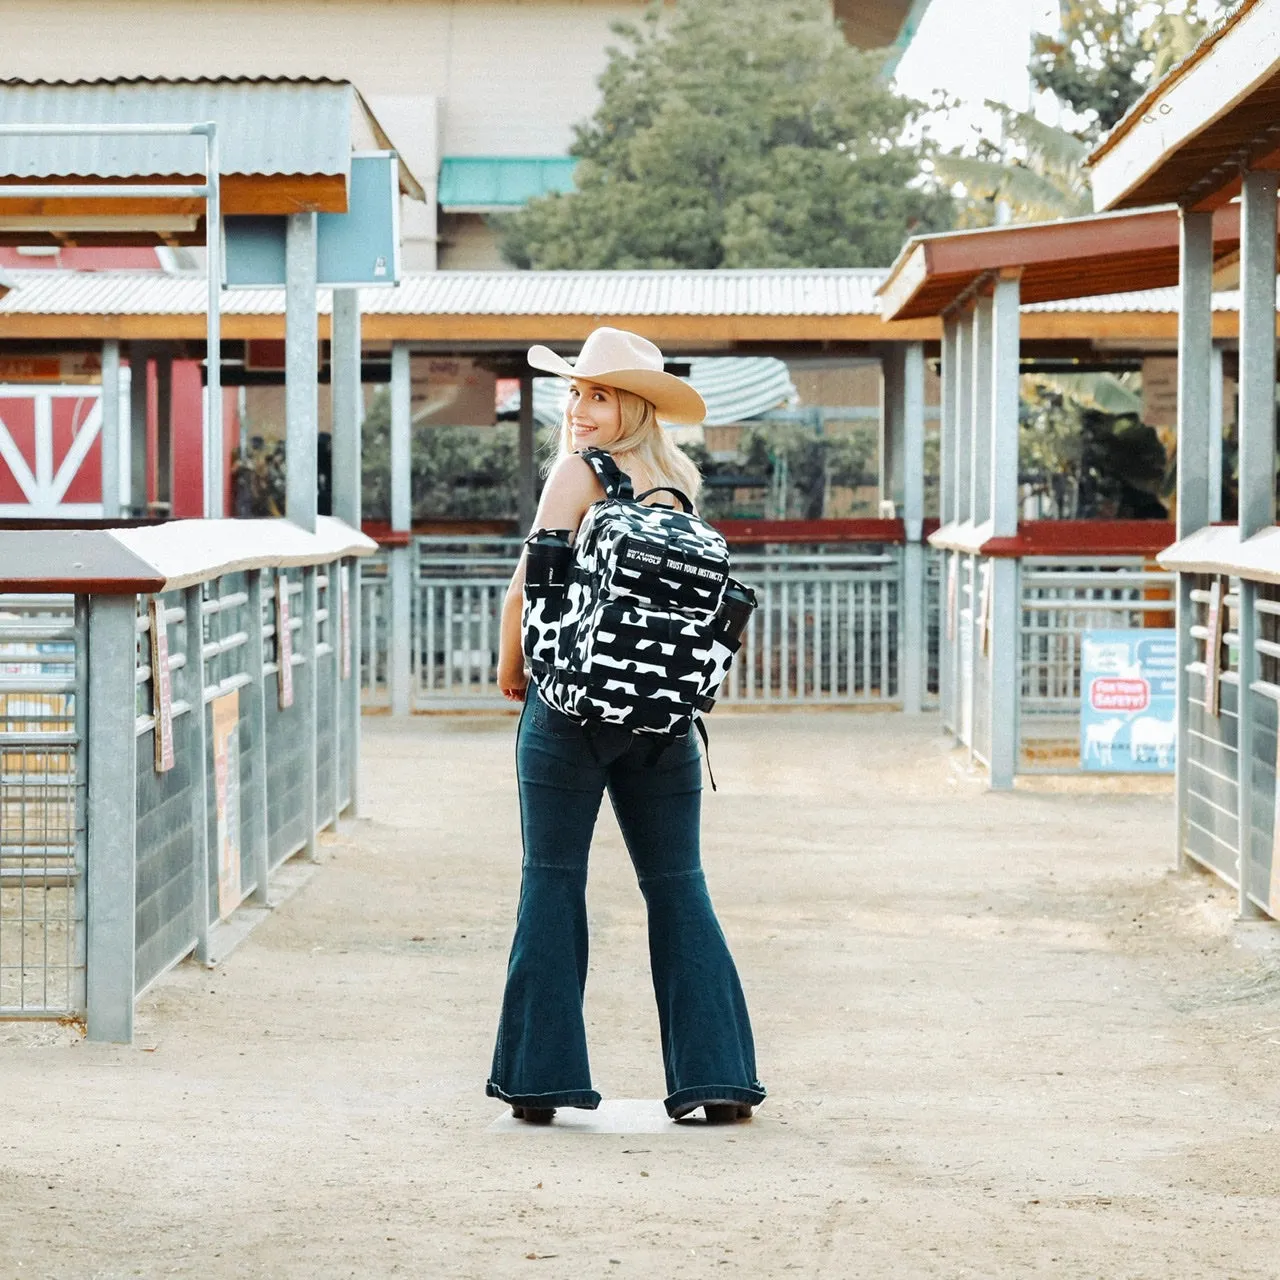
[578,447,634,501]
[635,486,695,514]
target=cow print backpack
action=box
[522,448,756,765]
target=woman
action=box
[488,327,766,1125]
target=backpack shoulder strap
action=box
[577,448,634,502]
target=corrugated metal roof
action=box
[0,78,425,198]
[0,269,1241,319]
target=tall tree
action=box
[1031,0,1228,140]
[497,0,953,270]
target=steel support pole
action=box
[879,346,907,515]
[970,295,994,526]
[955,309,973,525]
[184,585,211,965]
[100,340,122,519]
[85,594,138,1042]
[302,566,319,859]
[1175,210,1215,876]
[1234,172,1276,917]
[245,570,271,907]
[129,344,149,517]
[518,372,537,532]
[1208,343,1225,525]
[205,124,223,518]
[389,344,413,717]
[987,274,1021,791]
[899,342,925,714]
[331,290,363,814]
[285,212,319,534]
[155,350,173,514]
[940,317,959,735]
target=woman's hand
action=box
[498,653,528,703]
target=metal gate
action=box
[0,594,84,1017]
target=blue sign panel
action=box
[224,152,401,289]
[1080,629,1177,772]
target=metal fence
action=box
[360,537,929,710]
[1,538,364,1037]
[0,595,82,1017]
[1017,557,1175,771]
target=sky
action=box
[892,0,1062,147]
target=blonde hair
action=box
[548,387,702,501]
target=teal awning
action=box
[437,156,577,211]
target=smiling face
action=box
[567,378,623,451]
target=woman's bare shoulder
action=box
[534,453,603,532]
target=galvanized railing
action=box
[361,538,920,709]
[1018,557,1176,771]
[1182,574,1241,888]
[1,519,371,1039]
[0,595,83,1017]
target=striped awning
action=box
[500,356,797,428]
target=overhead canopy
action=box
[1088,0,1280,211]
[877,204,1243,320]
[834,0,933,54]
[438,157,577,212]
[0,77,425,246]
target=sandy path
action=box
[2,711,1279,1279]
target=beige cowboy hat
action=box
[527,327,706,425]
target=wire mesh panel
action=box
[0,594,82,1017]
[1244,582,1280,913]
[265,570,311,868]
[360,552,389,707]
[925,548,942,705]
[1018,558,1175,771]
[1182,575,1240,884]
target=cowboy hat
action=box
[527,327,706,425]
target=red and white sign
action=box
[1089,677,1150,712]
[275,574,295,709]
[148,599,176,773]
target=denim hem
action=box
[665,1082,767,1119]
[486,1080,602,1111]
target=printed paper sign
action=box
[148,598,175,773]
[1205,577,1226,718]
[276,573,294,709]
[340,564,352,681]
[211,689,242,920]
[1080,629,1177,772]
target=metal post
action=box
[940,317,959,735]
[389,343,413,718]
[987,273,1021,790]
[1175,210,1215,874]
[879,346,907,515]
[155,350,173,514]
[286,211,319,534]
[331,289,363,817]
[205,123,223,519]
[955,309,973,525]
[101,340,122,520]
[970,295,994,526]
[129,344,149,517]
[184,585,211,964]
[900,342,925,714]
[1208,342,1225,525]
[302,566,319,859]
[518,372,537,532]
[1234,171,1276,917]
[245,570,271,907]
[85,593,138,1042]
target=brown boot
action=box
[511,1105,556,1124]
[703,1103,752,1123]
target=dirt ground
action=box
[3,711,1280,1280]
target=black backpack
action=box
[522,448,755,747]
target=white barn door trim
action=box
[0,371,131,518]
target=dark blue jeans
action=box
[487,690,766,1118]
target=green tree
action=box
[497,0,953,270]
[1031,0,1229,140]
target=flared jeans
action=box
[487,691,766,1118]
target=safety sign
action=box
[1080,629,1177,772]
